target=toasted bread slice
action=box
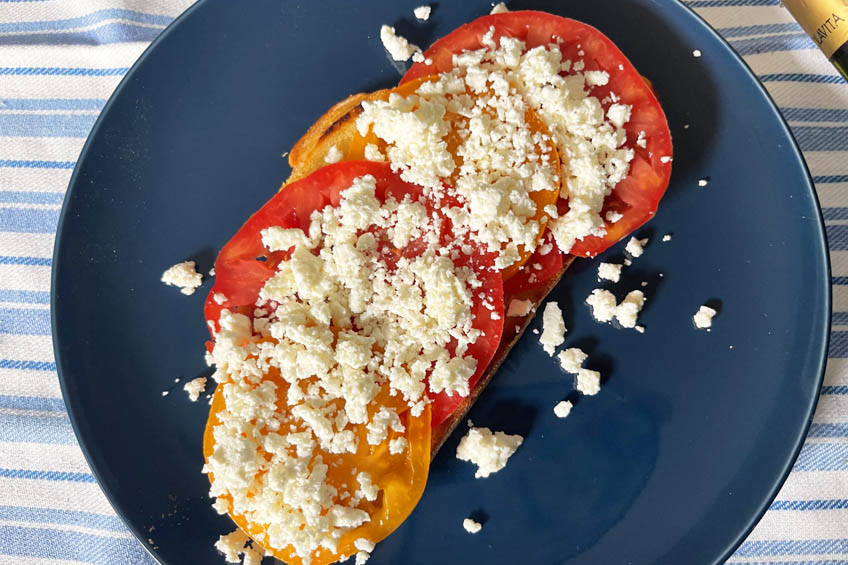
[282,92,574,457]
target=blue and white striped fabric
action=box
[0,0,846,563]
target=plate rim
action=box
[49,1,832,564]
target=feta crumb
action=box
[636,130,647,149]
[355,538,376,553]
[539,301,566,355]
[215,529,249,563]
[693,305,717,329]
[507,298,533,317]
[161,261,202,295]
[213,292,227,305]
[389,437,407,454]
[597,262,622,283]
[209,267,216,276]
[576,368,601,395]
[586,289,617,323]
[553,400,573,418]
[324,144,343,164]
[413,5,431,20]
[184,377,207,402]
[490,2,509,14]
[355,551,371,565]
[625,237,648,258]
[380,25,420,62]
[463,518,483,533]
[364,143,386,162]
[635,325,645,333]
[698,178,709,187]
[693,49,702,57]
[605,211,623,223]
[557,348,587,373]
[411,51,426,63]
[660,155,672,164]
[662,234,672,242]
[456,427,523,478]
[615,290,645,329]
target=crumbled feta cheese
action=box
[698,177,709,187]
[457,426,523,478]
[209,267,216,276]
[355,539,376,553]
[605,211,623,223]
[161,261,202,295]
[662,234,672,242]
[183,377,207,402]
[660,155,672,163]
[204,175,488,563]
[597,262,622,282]
[324,144,343,164]
[636,130,647,148]
[463,518,483,533]
[553,400,573,418]
[539,301,566,355]
[364,143,386,162]
[693,49,702,57]
[490,2,509,14]
[625,236,648,258]
[355,551,371,565]
[615,290,645,329]
[586,289,617,323]
[215,529,249,563]
[507,298,533,317]
[413,5,431,20]
[380,25,420,62]
[576,368,601,395]
[213,293,227,305]
[694,305,717,329]
[557,347,587,374]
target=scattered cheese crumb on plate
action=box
[625,236,648,258]
[576,368,601,396]
[161,260,202,295]
[553,400,573,418]
[557,347,587,374]
[490,2,509,14]
[413,5,431,20]
[184,377,207,402]
[598,262,622,282]
[694,305,717,329]
[693,49,702,57]
[539,301,566,355]
[456,426,523,478]
[379,24,420,61]
[463,517,483,534]
[662,234,672,242]
[507,298,533,317]
[698,177,709,187]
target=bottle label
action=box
[783,0,848,58]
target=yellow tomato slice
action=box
[348,76,561,280]
[204,372,431,565]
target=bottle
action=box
[782,0,848,81]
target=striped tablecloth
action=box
[0,1,845,563]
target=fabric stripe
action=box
[0,9,171,32]
[734,538,848,557]
[784,108,848,123]
[0,256,51,266]
[0,396,63,412]
[0,159,74,168]
[729,33,813,56]
[760,73,846,84]
[715,22,801,38]
[0,114,97,138]
[0,207,60,232]
[0,23,164,46]
[684,0,780,6]
[0,414,75,445]
[822,386,848,395]
[0,68,126,76]
[0,469,92,483]
[0,506,124,533]
[770,499,848,511]
[794,443,848,471]
[807,423,848,438]
[0,290,50,304]
[0,525,151,563]
[0,191,65,205]
[0,360,55,371]
[0,308,51,335]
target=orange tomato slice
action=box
[204,371,431,565]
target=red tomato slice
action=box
[403,11,672,258]
[503,232,563,296]
[205,161,503,429]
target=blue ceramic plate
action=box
[52,0,830,563]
